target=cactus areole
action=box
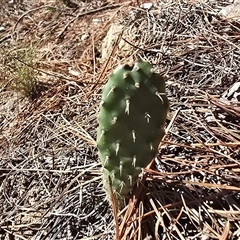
[97,61,169,209]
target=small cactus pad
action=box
[97,61,169,209]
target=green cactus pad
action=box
[97,61,169,209]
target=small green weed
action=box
[5,43,46,100]
[13,61,38,100]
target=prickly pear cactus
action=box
[97,61,169,209]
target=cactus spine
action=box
[97,61,169,209]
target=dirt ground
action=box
[0,0,240,239]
